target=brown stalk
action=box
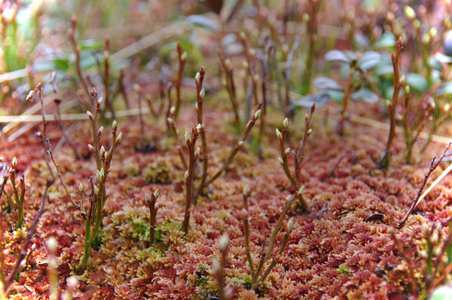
[379,37,404,169]
[68,16,91,101]
[174,41,187,121]
[146,190,159,246]
[182,126,201,233]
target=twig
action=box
[398,143,451,229]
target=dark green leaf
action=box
[53,58,70,72]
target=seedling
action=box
[276,103,315,211]
[145,190,160,246]
[78,87,122,270]
[241,186,299,291]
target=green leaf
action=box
[325,50,350,63]
[327,90,344,103]
[78,39,103,51]
[293,92,330,107]
[351,89,379,103]
[53,58,70,72]
[373,32,396,49]
[358,51,381,70]
[405,73,429,93]
[432,286,452,300]
[313,77,343,91]
[439,82,452,95]
[429,56,443,72]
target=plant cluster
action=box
[2,1,452,299]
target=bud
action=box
[278,158,284,165]
[283,118,288,129]
[305,114,309,122]
[404,6,415,20]
[66,276,79,290]
[145,193,151,202]
[86,111,94,121]
[167,118,174,125]
[242,209,248,218]
[404,85,411,95]
[276,128,282,141]
[184,171,189,181]
[97,97,104,108]
[199,89,205,99]
[133,84,141,92]
[307,129,313,135]
[94,186,99,196]
[26,90,35,102]
[115,132,122,144]
[11,157,17,169]
[302,13,310,23]
[170,106,176,115]
[79,183,84,193]
[97,126,104,137]
[237,140,244,147]
[298,186,305,195]
[242,61,249,69]
[285,147,290,155]
[287,217,294,232]
[253,74,259,82]
[154,189,159,198]
[429,27,438,39]
[112,120,117,131]
[98,168,105,182]
[99,146,105,158]
[243,185,250,197]
[253,110,262,120]
[194,147,201,160]
[249,49,256,57]
[196,124,202,134]
[195,72,201,86]
[219,233,229,251]
[87,144,95,153]
[240,31,246,40]
[224,59,231,70]
[46,237,58,253]
[185,132,191,146]
[422,33,430,45]
[181,51,187,62]
[286,195,293,203]
[413,19,421,29]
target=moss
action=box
[143,156,176,184]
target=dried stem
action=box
[46,139,78,209]
[398,143,451,229]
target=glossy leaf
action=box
[373,32,396,49]
[358,51,381,70]
[313,77,343,91]
[351,89,379,103]
[292,92,330,107]
[405,73,429,93]
[325,50,350,63]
